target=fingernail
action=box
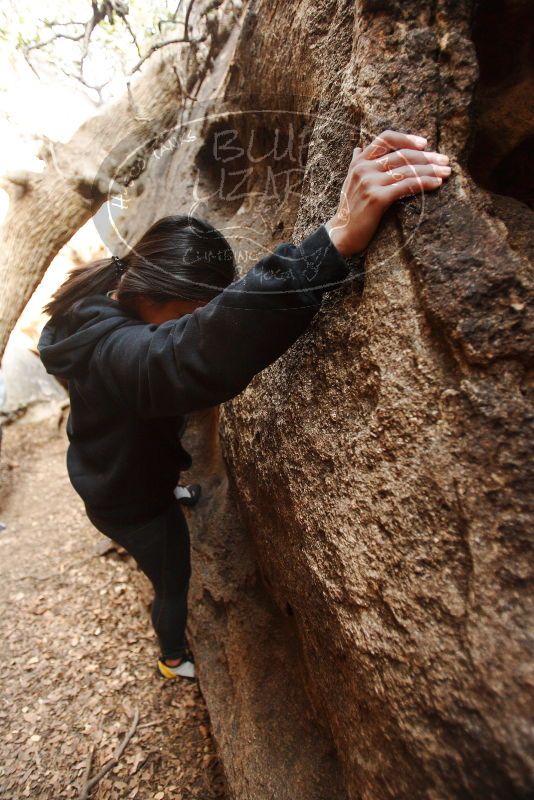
[436,154,450,163]
[436,177,443,183]
[437,166,451,174]
[409,135,428,146]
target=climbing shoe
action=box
[157,655,196,680]
[173,483,202,507]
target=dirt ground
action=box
[0,406,226,800]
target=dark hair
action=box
[44,215,236,318]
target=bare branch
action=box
[117,11,142,58]
[183,0,197,42]
[20,47,42,79]
[40,19,86,28]
[130,34,207,75]
[158,0,185,32]
[23,31,85,53]
[171,63,200,102]
[21,5,107,83]
[173,0,185,20]
[125,80,151,122]
[79,6,106,72]
[19,0,216,105]
[58,65,110,105]
[78,708,140,800]
[77,744,94,797]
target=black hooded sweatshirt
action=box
[38,223,351,524]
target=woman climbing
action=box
[38,129,451,680]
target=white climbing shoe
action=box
[157,656,196,680]
[173,483,202,507]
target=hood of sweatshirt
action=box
[38,295,137,379]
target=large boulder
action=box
[119,0,533,797]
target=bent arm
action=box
[96,223,351,417]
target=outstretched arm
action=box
[96,223,350,416]
[97,129,451,418]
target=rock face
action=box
[119,1,533,797]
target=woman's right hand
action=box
[324,129,452,257]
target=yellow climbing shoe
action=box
[157,656,196,680]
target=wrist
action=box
[324,216,354,258]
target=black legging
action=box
[88,500,191,661]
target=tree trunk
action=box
[0,53,179,356]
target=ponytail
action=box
[44,214,236,320]
[44,257,121,318]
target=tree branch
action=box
[23,31,85,52]
[183,0,198,42]
[130,34,207,75]
[117,11,142,58]
[78,708,140,800]
[58,66,110,105]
